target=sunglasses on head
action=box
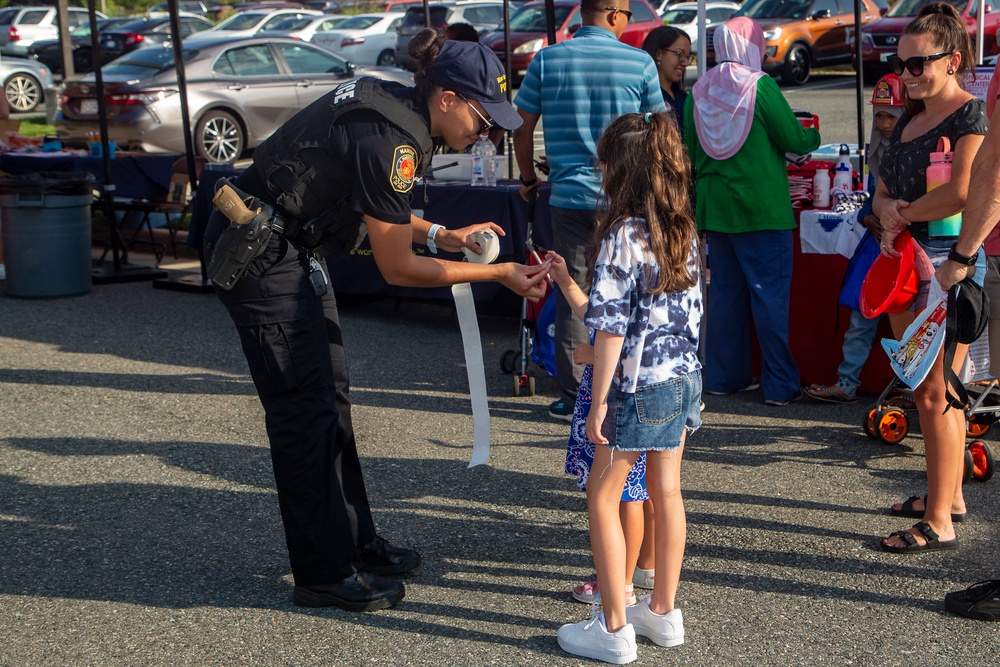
[458,93,494,135]
[603,6,633,21]
[887,51,952,77]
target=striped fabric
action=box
[514,26,665,210]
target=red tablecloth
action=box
[786,208,895,393]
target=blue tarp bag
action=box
[839,230,881,311]
[532,290,558,377]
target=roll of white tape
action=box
[462,229,500,264]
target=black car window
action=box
[218,44,280,76]
[708,7,735,22]
[813,0,838,16]
[508,4,574,31]
[19,10,49,26]
[0,9,17,26]
[402,6,449,26]
[274,41,351,74]
[463,6,503,26]
[629,2,657,22]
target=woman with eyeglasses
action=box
[201,29,550,613]
[642,26,692,136]
[874,3,988,555]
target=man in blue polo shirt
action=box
[513,0,664,423]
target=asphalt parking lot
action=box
[1,264,999,666]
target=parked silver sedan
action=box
[0,55,55,113]
[54,36,414,163]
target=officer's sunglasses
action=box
[887,51,952,77]
[604,6,633,21]
[459,94,494,135]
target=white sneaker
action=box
[626,599,684,647]
[557,612,637,664]
[632,567,655,589]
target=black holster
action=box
[206,178,278,291]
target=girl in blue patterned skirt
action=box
[554,112,703,663]
[548,254,653,610]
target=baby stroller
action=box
[499,191,556,396]
[862,376,997,482]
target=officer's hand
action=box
[436,222,505,254]
[503,261,550,301]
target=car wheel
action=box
[195,110,244,164]
[5,73,42,113]
[782,43,811,86]
[376,49,397,67]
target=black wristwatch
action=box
[520,176,538,187]
[948,243,979,266]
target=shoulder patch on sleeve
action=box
[390,145,418,193]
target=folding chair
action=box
[113,156,206,265]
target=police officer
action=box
[204,29,548,612]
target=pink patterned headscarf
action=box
[693,17,767,160]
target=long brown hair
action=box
[901,3,974,116]
[587,112,696,294]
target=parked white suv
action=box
[0,5,105,57]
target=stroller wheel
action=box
[963,449,975,483]
[966,415,991,438]
[968,440,995,481]
[500,349,517,374]
[527,373,536,396]
[513,374,521,397]
[876,408,908,445]
[863,407,879,439]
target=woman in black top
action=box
[873,4,987,555]
[642,26,691,136]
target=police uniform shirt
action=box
[243,83,431,232]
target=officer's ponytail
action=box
[410,28,446,99]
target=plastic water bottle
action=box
[832,143,853,192]
[812,167,831,209]
[471,135,495,187]
[927,137,962,237]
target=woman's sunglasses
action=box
[886,51,952,77]
[458,94,494,135]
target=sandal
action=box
[803,384,856,403]
[889,495,967,523]
[571,581,637,606]
[881,521,958,554]
[945,580,1000,621]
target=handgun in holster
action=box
[206,177,278,290]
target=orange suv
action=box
[705,0,887,86]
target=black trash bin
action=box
[0,172,95,298]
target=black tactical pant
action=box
[206,210,376,586]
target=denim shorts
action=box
[603,371,702,453]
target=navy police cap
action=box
[426,40,523,131]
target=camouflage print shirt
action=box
[584,218,703,393]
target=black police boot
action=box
[358,535,422,576]
[292,572,404,612]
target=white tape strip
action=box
[452,282,491,468]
